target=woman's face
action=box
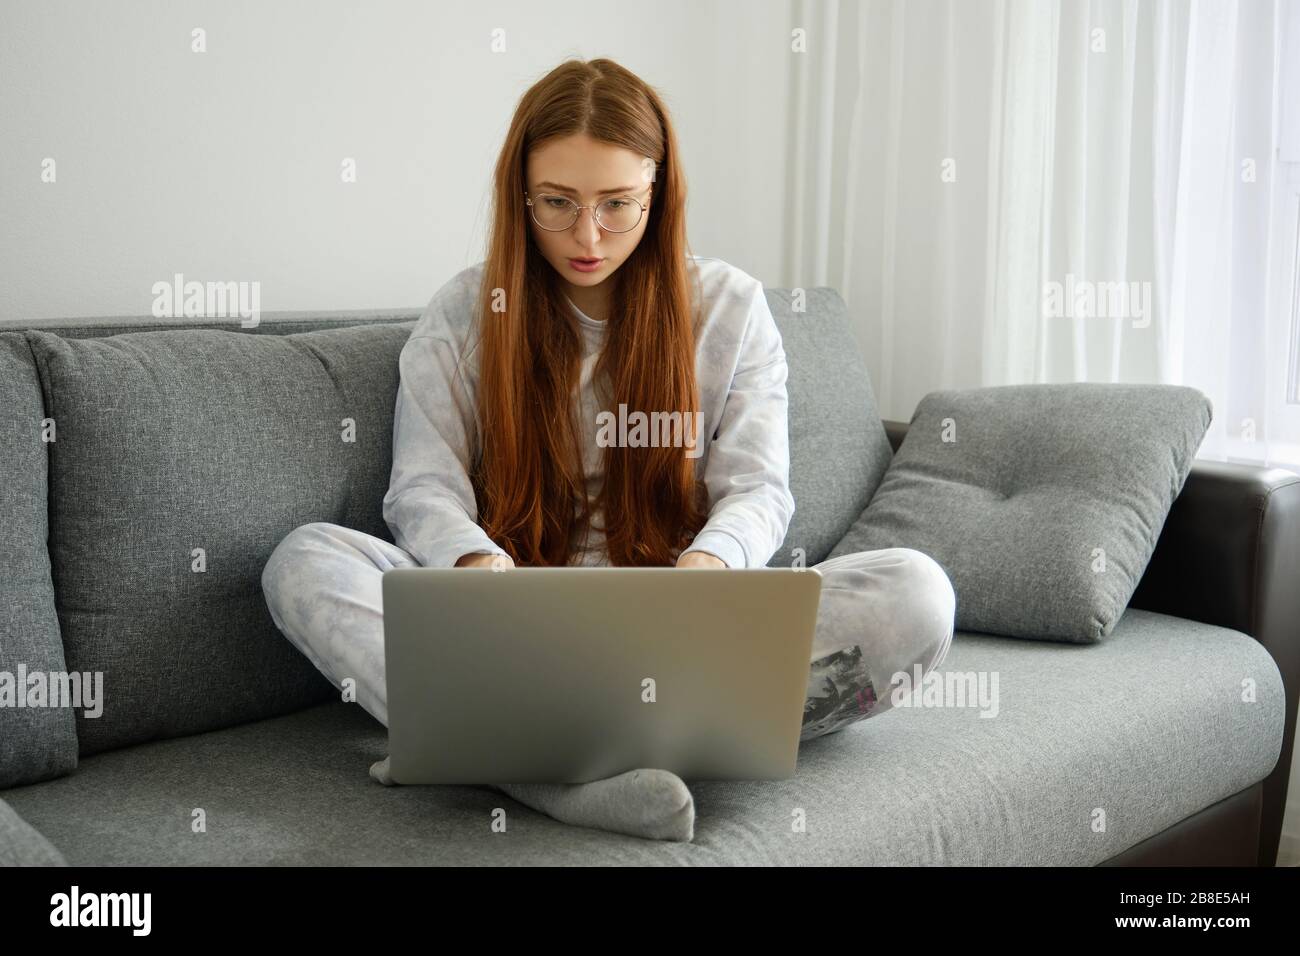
[524,133,654,291]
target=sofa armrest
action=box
[1129,459,1300,650]
[0,795,66,866]
[1129,458,1300,866]
[883,417,1300,866]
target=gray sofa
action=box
[1,289,1296,866]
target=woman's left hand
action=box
[675,550,727,569]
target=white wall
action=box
[0,0,795,323]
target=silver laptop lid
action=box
[382,567,823,784]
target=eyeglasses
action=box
[524,187,651,233]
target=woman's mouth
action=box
[568,257,604,273]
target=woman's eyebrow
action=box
[534,180,638,196]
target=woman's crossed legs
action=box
[261,522,955,842]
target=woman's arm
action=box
[677,279,796,569]
[382,290,512,569]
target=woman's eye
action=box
[543,197,570,208]
[605,200,628,209]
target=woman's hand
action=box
[455,552,516,570]
[675,550,727,569]
[455,551,722,569]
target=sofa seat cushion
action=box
[2,609,1281,865]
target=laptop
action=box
[381,566,824,784]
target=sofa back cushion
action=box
[827,383,1212,642]
[0,334,80,787]
[24,321,414,755]
[768,289,893,567]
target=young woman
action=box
[262,58,955,843]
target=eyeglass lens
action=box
[530,194,644,232]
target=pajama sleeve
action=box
[382,293,511,569]
[679,279,796,568]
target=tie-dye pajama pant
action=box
[261,522,956,745]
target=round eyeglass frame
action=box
[524,186,652,233]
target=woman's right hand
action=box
[454,551,515,570]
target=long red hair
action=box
[466,58,708,566]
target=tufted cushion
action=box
[0,334,80,787]
[827,383,1212,642]
[23,322,414,754]
[767,289,893,567]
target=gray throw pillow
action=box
[826,383,1212,642]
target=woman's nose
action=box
[574,206,602,242]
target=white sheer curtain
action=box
[784,0,1300,468]
[781,0,1299,864]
